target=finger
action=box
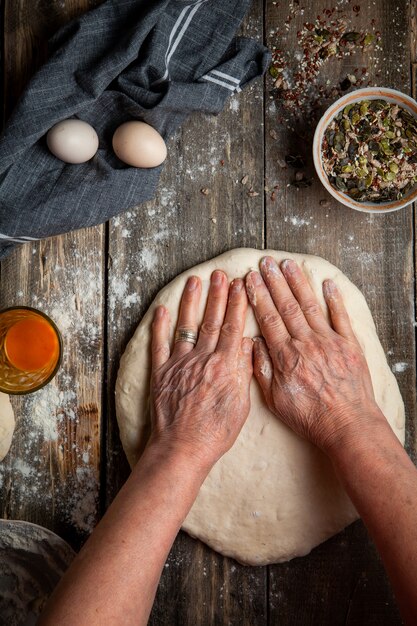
[245,270,291,352]
[197,270,228,352]
[261,257,330,335]
[151,306,171,371]
[253,337,273,403]
[237,337,254,387]
[323,279,358,342]
[216,279,248,358]
[173,275,201,357]
[255,258,312,339]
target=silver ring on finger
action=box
[174,328,198,345]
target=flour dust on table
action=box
[115,249,405,566]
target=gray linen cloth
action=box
[0,0,270,258]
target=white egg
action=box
[112,121,167,168]
[46,119,99,164]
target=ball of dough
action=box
[116,249,405,565]
[46,119,99,164]
[0,393,15,462]
[112,121,167,168]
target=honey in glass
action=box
[0,307,62,394]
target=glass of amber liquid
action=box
[0,307,62,394]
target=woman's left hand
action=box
[149,271,253,472]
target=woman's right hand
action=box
[245,256,386,454]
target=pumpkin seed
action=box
[342,32,361,43]
[363,33,375,46]
[335,177,347,192]
[285,155,305,168]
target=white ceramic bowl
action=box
[313,87,417,213]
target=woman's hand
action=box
[149,271,253,472]
[245,256,384,453]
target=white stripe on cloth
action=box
[201,74,239,92]
[154,4,193,85]
[210,69,240,85]
[0,232,39,243]
[153,0,210,85]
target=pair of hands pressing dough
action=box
[150,256,381,470]
[40,255,417,626]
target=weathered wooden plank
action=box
[105,2,267,623]
[411,0,417,469]
[269,523,402,626]
[0,0,105,551]
[265,0,414,623]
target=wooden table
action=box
[1,1,416,624]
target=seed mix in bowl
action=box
[321,99,417,203]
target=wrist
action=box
[319,403,394,460]
[137,437,214,484]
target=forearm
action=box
[39,444,209,626]
[328,410,417,625]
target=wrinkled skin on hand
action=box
[150,273,252,470]
[245,257,381,452]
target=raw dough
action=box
[116,248,405,565]
[0,393,15,462]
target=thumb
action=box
[253,336,273,402]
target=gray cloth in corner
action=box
[0,0,270,258]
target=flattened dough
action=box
[0,394,15,462]
[116,248,405,565]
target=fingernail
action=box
[260,256,274,269]
[261,256,281,276]
[323,279,337,297]
[187,276,198,291]
[231,278,243,293]
[247,271,262,286]
[212,270,223,285]
[242,338,253,353]
[281,259,297,274]
[155,306,165,320]
[252,336,263,346]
